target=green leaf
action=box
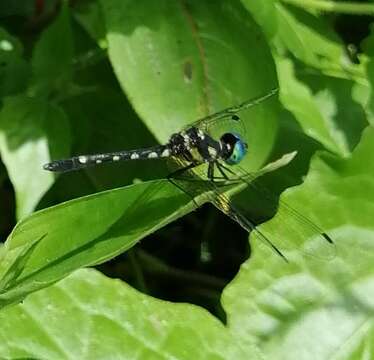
[0,27,30,97]
[0,0,34,17]
[30,2,73,97]
[274,4,345,72]
[240,0,279,39]
[223,126,374,359]
[0,268,254,359]
[101,0,278,169]
[242,0,363,79]
[363,29,374,126]
[0,180,193,307]
[241,2,368,155]
[74,0,107,46]
[0,152,294,308]
[61,89,167,190]
[277,57,368,156]
[0,96,70,219]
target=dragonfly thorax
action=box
[168,127,215,158]
[168,133,190,155]
[167,127,247,165]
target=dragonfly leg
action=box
[206,161,231,182]
[218,163,236,176]
[167,162,200,208]
[207,162,214,181]
[215,162,230,180]
[167,162,197,180]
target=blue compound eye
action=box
[221,133,248,165]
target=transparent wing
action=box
[210,182,290,261]
[183,88,278,134]
[168,160,335,262]
[167,166,290,261]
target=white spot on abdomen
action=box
[78,156,87,164]
[148,152,158,159]
[130,153,139,160]
[113,155,120,161]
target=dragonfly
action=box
[43,88,335,262]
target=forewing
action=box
[183,88,278,134]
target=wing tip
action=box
[322,232,334,244]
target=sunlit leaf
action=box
[277,57,368,156]
[0,268,254,359]
[0,96,70,219]
[101,0,278,171]
[242,0,362,78]
[223,126,374,360]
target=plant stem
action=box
[128,250,148,294]
[137,250,226,289]
[281,0,374,15]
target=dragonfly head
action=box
[220,132,248,165]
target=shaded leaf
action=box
[0,27,30,97]
[0,95,70,218]
[0,0,34,17]
[30,2,73,97]
[74,0,106,46]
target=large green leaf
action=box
[223,126,374,359]
[0,153,293,308]
[0,180,190,307]
[0,96,70,219]
[0,268,253,359]
[101,0,278,170]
